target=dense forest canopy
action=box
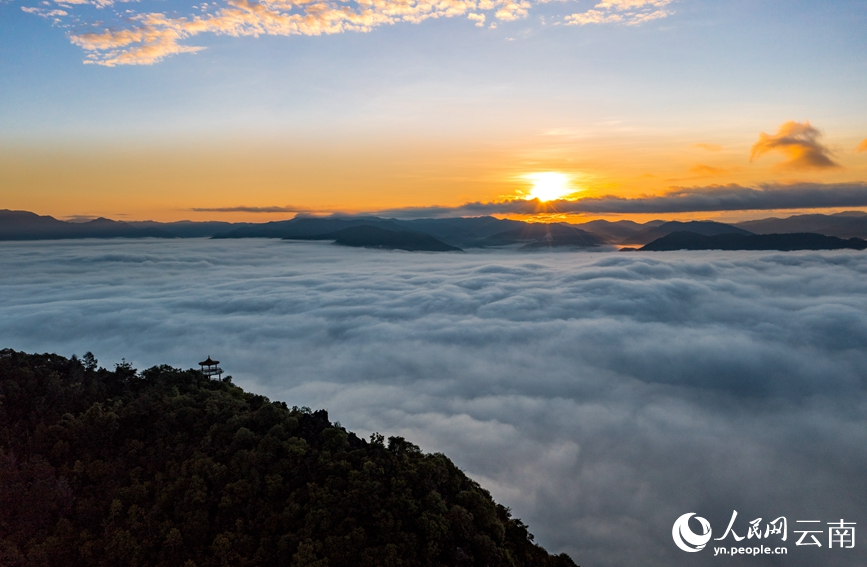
[0,349,578,567]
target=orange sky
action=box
[3,126,867,223]
[3,0,867,224]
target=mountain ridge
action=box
[287,225,463,252]
[639,231,867,251]
[0,210,175,240]
[622,220,753,245]
[0,349,578,567]
[5,209,867,247]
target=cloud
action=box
[467,12,486,26]
[21,0,666,65]
[564,0,671,26]
[750,120,840,170]
[2,239,867,567]
[62,215,100,223]
[858,138,867,153]
[44,0,536,66]
[20,6,68,17]
[372,181,867,217]
[692,143,721,152]
[688,164,727,176]
[190,205,303,213]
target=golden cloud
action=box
[689,164,727,176]
[857,138,867,153]
[750,120,840,170]
[467,12,486,26]
[565,0,671,26]
[23,0,671,65]
[692,143,722,152]
[66,0,536,66]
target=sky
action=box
[4,6,867,563]
[2,239,866,566]
[2,0,867,221]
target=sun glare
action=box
[524,172,575,202]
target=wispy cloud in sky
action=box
[858,138,867,153]
[21,6,69,17]
[371,182,867,217]
[564,0,671,26]
[692,143,721,152]
[750,120,840,170]
[20,0,677,65]
[190,205,303,213]
[688,164,727,176]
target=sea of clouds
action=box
[1,238,866,566]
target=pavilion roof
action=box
[199,357,219,366]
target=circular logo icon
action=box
[672,513,712,552]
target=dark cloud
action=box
[190,205,302,213]
[373,182,867,217]
[1,240,866,566]
[568,182,867,213]
[750,120,840,170]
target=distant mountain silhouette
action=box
[0,210,174,240]
[623,221,752,245]
[213,217,407,239]
[481,223,605,248]
[10,208,867,250]
[398,216,526,247]
[300,225,462,251]
[129,220,250,238]
[0,211,522,248]
[734,211,867,239]
[215,216,524,248]
[572,219,666,243]
[640,231,867,251]
[235,217,600,250]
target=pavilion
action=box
[199,356,223,380]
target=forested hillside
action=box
[0,349,577,567]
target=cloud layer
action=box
[1,239,866,566]
[750,120,840,170]
[20,0,674,65]
[371,181,867,217]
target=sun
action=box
[524,172,575,202]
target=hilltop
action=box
[0,211,175,240]
[0,349,577,567]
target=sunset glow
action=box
[0,1,865,222]
[524,173,577,202]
